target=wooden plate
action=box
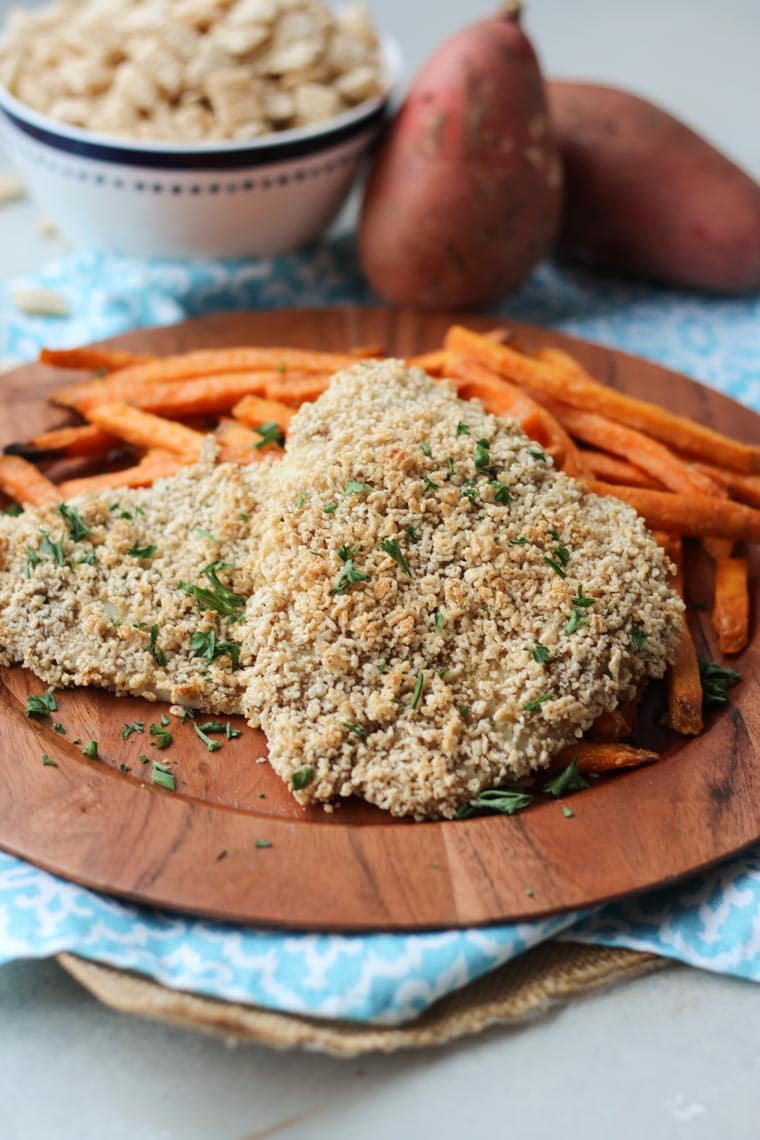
[0,308,758,931]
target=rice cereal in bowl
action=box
[0,0,399,257]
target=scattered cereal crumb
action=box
[0,171,25,205]
[10,286,70,318]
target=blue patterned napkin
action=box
[0,241,759,1025]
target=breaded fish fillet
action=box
[242,361,683,819]
[0,456,269,712]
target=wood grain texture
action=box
[0,307,758,931]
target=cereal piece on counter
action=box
[36,216,59,239]
[10,287,70,318]
[0,172,26,206]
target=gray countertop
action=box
[1,2,759,1137]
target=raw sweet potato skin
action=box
[549,81,760,292]
[358,15,562,308]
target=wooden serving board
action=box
[0,308,758,932]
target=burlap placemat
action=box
[58,943,670,1056]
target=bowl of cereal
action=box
[0,0,400,258]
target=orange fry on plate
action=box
[589,481,760,542]
[84,403,205,460]
[552,741,659,773]
[232,395,295,433]
[39,346,151,372]
[0,454,62,505]
[713,556,750,655]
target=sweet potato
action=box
[358,9,562,307]
[548,82,760,292]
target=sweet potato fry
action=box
[665,537,704,735]
[702,537,734,561]
[121,372,284,418]
[51,347,355,410]
[6,424,120,460]
[39,346,151,372]
[587,698,638,741]
[581,449,663,489]
[262,374,332,405]
[552,741,659,773]
[407,349,451,374]
[543,402,724,496]
[214,419,268,464]
[84,403,205,460]
[445,325,760,473]
[231,395,295,432]
[57,454,186,497]
[0,454,62,505]
[589,481,760,542]
[694,462,760,509]
[444,355,589,476]
[713,556,750,655]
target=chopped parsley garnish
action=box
[458,705,470,718]
[489,480,513,504]
[195,528,217,542]
[473,438,491,470]
[460,478,479,503]
[120,511,133,521]
[562,805,575,819]
[523,693,553,712]
[544,761,590,797]
[423,475,439,493]
[699,659,742,709]
[39,530,65,566]
[345,478,373,496]
[238,511,250,522]
[564,609,588,635]
[149,723,173,750]
[380,538,413,577]
[128,543,157,559]
[57,502,91,542]
[630,625,647,651]
[75,550,96,566]
[254,838,272,849]
[343,722,367,741]
[456,421,471,436]
[42,753,58,767]
[419,441,432,457]
[411,671,425,710]
[529,447,547,461]
[331,548,368,595]
[24,546,41,578]
[323,502,338,514]
[121,721,144,740]
[378,659,390,674]
[190,629,241,670]
[139,754,149,765]
[571,586,594,607]
[405,526,420,544]
[53,722,65,734]
[193,719,241,741]
[1,502,23,517]
[455,788,533,819]
[543,555,567,579]
[433,612,445,632]
[180,561,245,617]
[253,421,285,449]
[160,713,170,727]
[25,690,57,718]
[81,741,99,760]
[291,766,315,790]
[151,761,175,791]
[509,536,528,546]
[119,763,131,773]
[294,490,309,510]
[548,528,562,542]
[531,642,550,664]
[446,457,456,478]
[148,624,166,666]
[190,722,222,752]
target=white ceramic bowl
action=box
[0,38,400,259]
